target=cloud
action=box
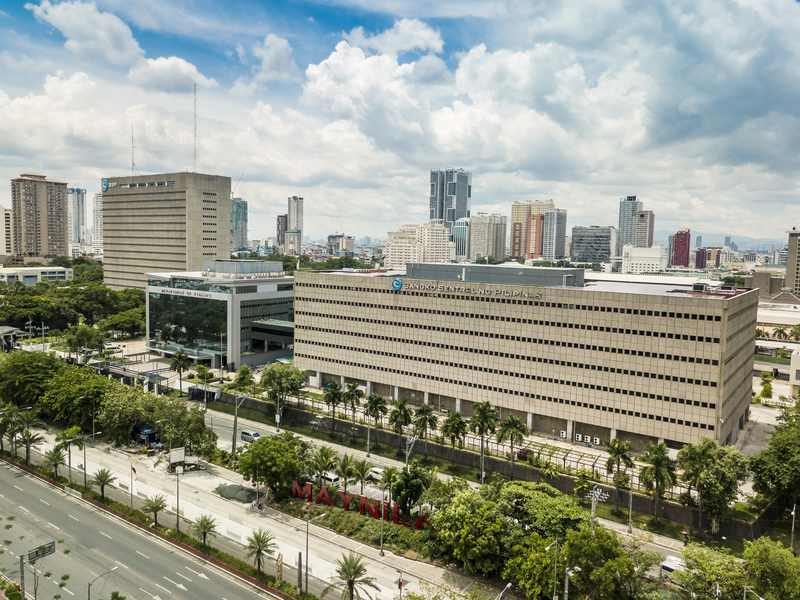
[235,43,247,64]
[1,51,54,73]
[345,18,443,57]
[127,56,218,93]
[232,34,299,95]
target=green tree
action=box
[19,418,44,466]
[189,514,218,550]
[260,363,307,423]
[69,283,116,326]
[388,399,412,449]
[363,393,388,443]
[96,381,157,446]
[773,326,788,340]
[43,447,66,479]
[312,446,339,486]
[750,402,800,503]
[98,306,145,337]
[677,436,719,533]
[563,523,636,600]
[56,426,83,484]
[0,350,64,407]
[503,535,556,600]
[441,411,468,465]
[238,432,311,496]
[353,459,373,495]
[498,481,589,539]
[342,382,364,425]
[469,402,499,484]
[698,445,749,533]
[143,494,168,527]
[606,437,635,514]
[324,381,344,433]
[335,453,356,493]
[393,460,427,516]
[321,552,379,600]
[743,536,800,600]
[89,468,116,500]
[672,543,745,600]
[791,324,800,342]
[412,404,439,459]
[380,466,399,504]
[39,364,110,428]
[169,350,192,396]
[246,528,276,575]
[233,365,255,394]
[619,530,662,599]
[496,414,529,480]
[639,441,676,523]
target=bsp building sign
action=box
[397,280,542,299]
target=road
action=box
[0,460,276,600]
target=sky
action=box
[1,0,798,243]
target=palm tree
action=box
[496,414,530,480]
[380,467,399,504]
[343,382,364,425]
[170,349,192,395]
[0,402,19,453]
[676,436,716,533]
[336,453,356,493]
[388,399,412,449]
[190,514,218,550]
[246,528,277,575]
[312,446,339,485]
[143,494,168,527]
[773,326,788,340]
[324,381,344,433]
[755,328,767,339]
[605,438,635,513]
[364,394,388,445]
[56,426,84,485]
[469,402,499,484]
[19,429,44,466]
[441,411,467,465]
[89,467,117,501]
[321,552,379,600]
[43,447,66,479]
[792,324,800,341]
[412,404,438,459]
[639,442,677,524]
[353,459,372,495]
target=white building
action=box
[92,193,103,256]
[453,218,470,261]
[0,208,13,257]
[385,220,449,268]
[288,196,303,251]
[469,213,507,261]
[621,244,668,274]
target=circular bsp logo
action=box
[101,179,109,192]
[391,278,403,291]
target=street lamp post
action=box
[366,423,371,458]
[496,582,512,599]
[231,393,250,459]
[87,565,118,600]
[743,584,765,600]
[380,484,388,556]
[545,540,559,600]
[175,465,182,532]
[397,569,404,598]
[791,503,796,556]
[305,513,325,594]
[82,431,102,489]
[405,435,418,470]
[564,566,581,600]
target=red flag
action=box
[131,466,137,474]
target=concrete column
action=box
[315,371,321,388]
[394,386,399,401]
[567,420,574,441]
[423,391,430,405]
[340,375,346,386]
[527,413,533,430]
[366,381,373,395]
[658,438,665,445]
[455,398,462,413]
[610,429,617,441]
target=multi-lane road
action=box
[0,461,274,600]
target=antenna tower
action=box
[131,122,135,176]
[193,83,197,172]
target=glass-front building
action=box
[146,260,294,370]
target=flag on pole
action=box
[132,466,137,475]
[398,578,402,590]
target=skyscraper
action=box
[230,197,248,252]
[634,210,654,248]
[68,187,87,247]
[429,168,471,237]
[724,235,732,247]
[510,199,554,259]
[542,209,568,261]
[0,208,13,257]
[785,230,800,294]
[671,228,692,267]
[570,226,618,262]
[288,196,303,252]
[618,195,642,248]
[696,236,703,248]
[11,172,68,258]
[469,213,507,261]
[277,214,288,247]
[101,171,231,290]
[453,218,470,261]
[92,192,103,256]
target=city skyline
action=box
[1,1,798,241]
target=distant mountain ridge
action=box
[652,230,786,251]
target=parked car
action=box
[370,466,385,481]
[240,431,261,443]
[321,472,340,487]
[660,555,685,573]
[517,448,535,461]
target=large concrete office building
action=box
[294,263,757,450]
[785,229,800,294]
[101,172,231,290]
[10,172,68,259]
[230,197,248,252]
[570,226,618,262]
[429,168,472,237]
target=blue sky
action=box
[1,0,799,242]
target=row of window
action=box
[295,311,721,369]
[295,282,725,321]
[297,350,716,431]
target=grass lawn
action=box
[729,502,759,523]
[754,354,791,365]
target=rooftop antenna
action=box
[193,83,197,172]
[131,122,135,176]
[232,173,243,198]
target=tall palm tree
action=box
[380,467,399,504]
[324,381,344,433]
[388,399,412,450]
[676,436,716,533]
[89,467,117,501]
[343,382,364,426]
[19,429,44,466]
[441,411,467,466]
[56,426,84,485]
[0,402,19,453]
[246,528,277,575]
[353,459,372,495]
[773,326,788,340]
[755,328,767,339]
[321,552,379,600]
[496,414,530,480]
[605,438,635,513]
[364,394,388,444]
[412,404,438,459]
[469,402,499,484]
[170,349,192,395]
[640,442,677,524]
[43,447,66,480]
[143,494,168,527]
[792,324,800,342]
[336,453,356,493]
[190,514,218,550]
[313,446,339,485]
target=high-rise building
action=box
[510,199,555,259]
[671,228,692,267]
[618,195,642,248]
[0,208,12,256]
[452,218,470,261]
[230,198,248,252]
[542,209,567,261]
[570,226,618,262]
[101,172,231,290]
[67,187,87,247]
[621,245,668,274]
[696,236,703,248]
[285,230,302,256]
[277,214,288,248]
[11,172,68,259]
[287,196,303,252]
[469,213,506,261]
[385,220,449,268]
[92,193,103,256]
[786,230,800,294]
[634,211,654,248]
[724,235,732,247]
[429,168,472,237]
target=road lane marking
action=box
[100,532,113,539]
[115,561,128,569]
[176,572,191,581]
[185,566,209,580]
[47,522,60,530]
[68,515,79,521]
[39,499,50,506]
[136,551,150,559]
[14,485,22,491]
[155,583,169,593]
[163,577,178,586]
[61,587,74,596]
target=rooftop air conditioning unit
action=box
[593,437,601,445]
[560,430,567,438]
[575,434,582,442]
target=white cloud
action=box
[1,52,54,73]
[345,18,443,58]
[235,43,247,64]
[232,34,299,95]
[127,56,218,93]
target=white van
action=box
[661,555,685,573]
[370,466,384,481]
[240,431,261,443]
[321,472,340,487]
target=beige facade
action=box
[294,267,757,450]
[10,172,68,258]
[101,172,231,290]
[384,221,449,269]
[469,213,507,261]
[786,230,800,294]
